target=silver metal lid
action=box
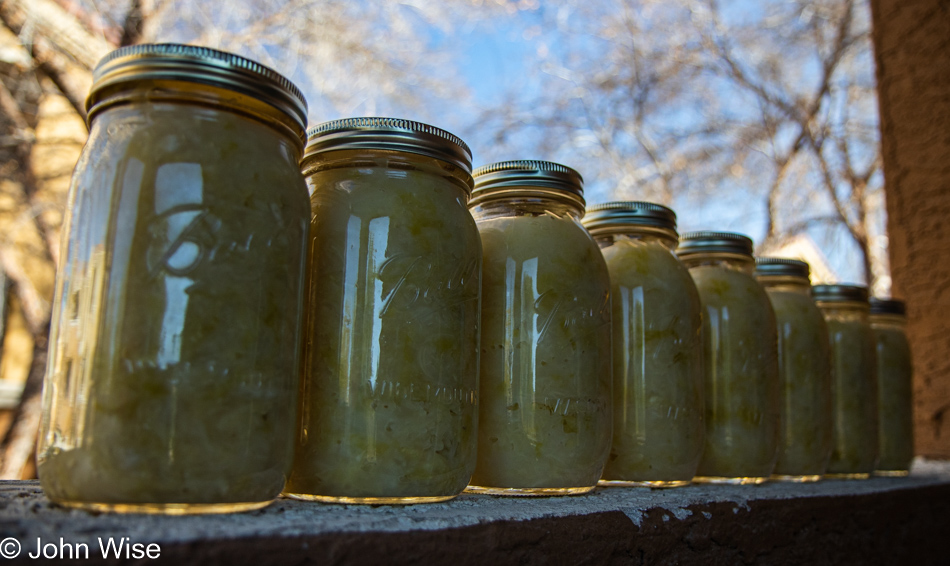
[582,201,677,234]
[677,231,754,258]
[869,297,907,316]
[812,284,869,304]
[470,160,584,208]
[87,43,308,132]
[755,257,810,279]
[304,117,473,174]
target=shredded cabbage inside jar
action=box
[872,319,913,472]
[471,211,612,489]
[38,102,309,506]
[764,284,834,477]
[287,156,481,499]
[689,264,780,479]
[824,312,879,474]
[599,235,704,483]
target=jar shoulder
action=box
[767,289,828,324]
[477,213,610,287]
[89,103,302,164]
[602,239,698,295]
[689,264,771,307]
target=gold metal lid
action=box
[869,297,906,316]
[304,117,473,174]
[470,160,584,208]
[812,284,869,304]
[677,231,754,258]
[755,257,810,279]
[583,201,677,235]
[86,43,308,135]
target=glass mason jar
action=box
[466,161,612,496]
[37,44,311,514]
[869,297,914,476]
[582,202,704,488]
[813,285,879,479]
[755,259,834,482]
[677,232,780,484]
[285,118,481,504]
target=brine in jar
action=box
[814,285,879,479]
[37,44,311,514]
[583,202,704,488]
[285,118,481,504]
[467,161,612,496]
[756,258,834,482]
[677,232,780,484]
[869,297,913,476]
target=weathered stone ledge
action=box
[2,459,949,565]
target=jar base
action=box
[598,479,691,489]
[50,499,273,515]
[464,485,596,497]
[282,493,458,505]
[770,474,823,483]
[824,472,871,480]
[693,475,769,485]
[873,469,910,477]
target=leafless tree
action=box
[694,0,885,289]
[472,0,885,291]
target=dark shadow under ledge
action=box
[2,459,949,565]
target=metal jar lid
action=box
[676,231,754,258]
[304,117,473,175]
[869,297,907,316]
[812,284,869,304]
[470,160,584,208]
[86,43,308,133]
[582,201,677,235]
[755,257,811,279]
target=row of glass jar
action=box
[36,44,912,514]
[607,228,914,486]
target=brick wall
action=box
[871,0,950,458]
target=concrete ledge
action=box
[2,460,950,565]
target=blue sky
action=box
[443,3,876,287]
[255,1,879,287]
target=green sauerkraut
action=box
[760,282,834,478]
[598,234,704,484]
[469,210,612,491]
[687,263,780,480]
[871,316,912,473]
[286,154,481,500]
[38,102,309,508]
[822,308,879,476]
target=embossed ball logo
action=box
[147,206,210,278]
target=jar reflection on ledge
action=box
[285,118,481,504]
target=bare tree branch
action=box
[0,0,114,120]
[0,324,47,479]
[0,247,49,335]
[2,0,113,69]
[118,0,145,46]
